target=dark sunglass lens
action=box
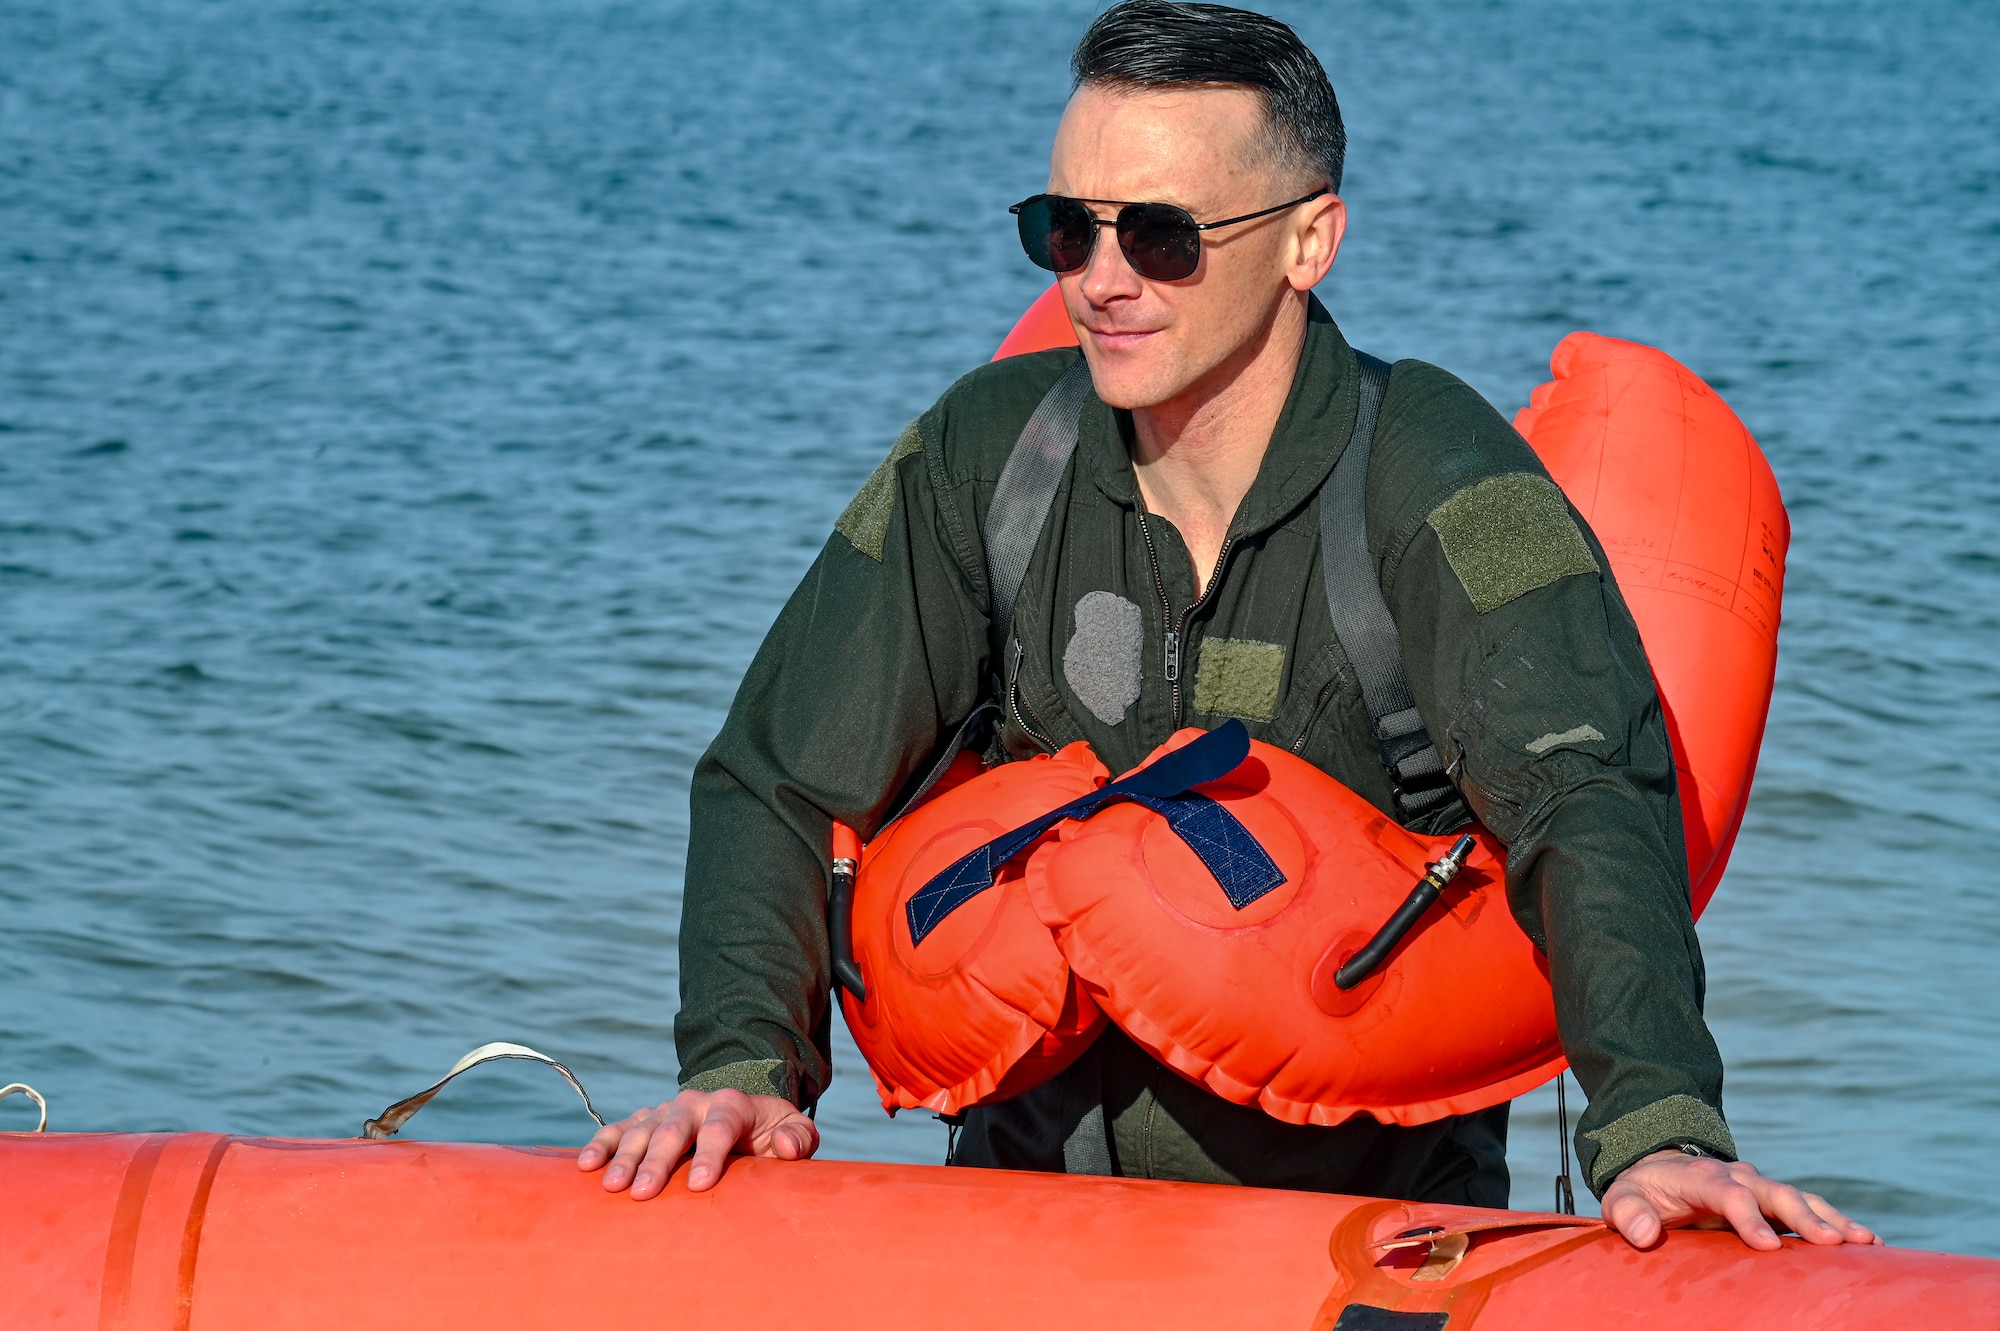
[1042,196,1097,273]
[1118,203,1202,282]
[1016,196,1097,274]
[1014,197,1057,273]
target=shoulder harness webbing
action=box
[1317,353,1455,821]
[881,360,1094,823]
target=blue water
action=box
[3,0,1996,1256]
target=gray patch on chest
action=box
[1063,590,1144,726]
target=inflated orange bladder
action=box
[1513,332,1787,915]
[835,293,1786,1123]
[1028,730,1548,1127]
[840,742,1109,1113]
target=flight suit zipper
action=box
[1006,638,1057,754]
[1291,675,1341,755]
[1136,509,1235,728]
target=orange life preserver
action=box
[836,295,1787,1123]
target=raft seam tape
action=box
[173,1135,233,1331]
[98,1133,171,1331]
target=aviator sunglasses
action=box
[1009,188,1327,283]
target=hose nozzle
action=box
[1334,834,1480,991]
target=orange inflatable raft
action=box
[838,289,1787,1118]
[4,1131,1992,1330]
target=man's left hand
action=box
[1602,1150,1882,1250]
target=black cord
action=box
[1555,1071,1576,1215]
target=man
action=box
[581,1,1876,1251]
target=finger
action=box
[576,1116,633,1171]
[1798,1191,1880,1246]
[581,1106,655,1166]
[767,1114,819,1161]
[686,1093,754,1191]
[1715,1178,1782,1250]
[628,1104,703,1200]
[1750,1178,1843,1246]
[1603,1186,1665,1250]
[605,1104,689,1194]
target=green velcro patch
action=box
[834,421,924,561]
[1584,1093,1738,1194]
[1427,473,1599,613]
[1193,637,1285,722]
[681,1058,790,1101]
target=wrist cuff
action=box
[1584,1093,1737,1195]
[680,1058,794,1102]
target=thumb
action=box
[1607,1191,1665,1249]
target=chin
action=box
[1077,348,1185,412]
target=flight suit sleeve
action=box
[1373,363,1739,1197]
[674,415,990,1106]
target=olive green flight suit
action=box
[675,298,1738,1200]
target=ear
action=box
[1285,192,1346,292]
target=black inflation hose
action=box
[1334,833,1479,991]
[829,853,867,1001]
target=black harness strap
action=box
[877,358,1094,828]
[984,358,1096,690]
[1318,352,1455,822]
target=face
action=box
[1046,83,1345,411]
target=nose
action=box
[1075,215,1143,305]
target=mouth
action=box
[1081,325,1163,351]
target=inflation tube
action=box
[830,822,867,1000]
[1334,834,1477,990]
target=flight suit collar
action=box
[1080,294,1361,541]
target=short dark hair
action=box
[1071,1,1345,194]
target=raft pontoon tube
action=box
[4,1132,1993,1329]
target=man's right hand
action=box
[576,1088,819,1200]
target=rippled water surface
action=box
[3,0,1996,1255]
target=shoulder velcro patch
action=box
[834,421,924,561]
[1426,473,1598,613]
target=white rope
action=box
[1,1082,48,1133]
[361,1042,604,1140]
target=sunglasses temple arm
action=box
[1194,189,1330,232]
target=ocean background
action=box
[3,0,1995,1255]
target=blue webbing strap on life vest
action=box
[905,719,1283,945]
